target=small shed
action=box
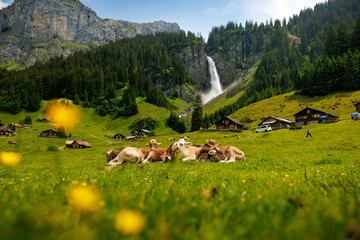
[215,116,244,131]
[7,123,21,129]
[112,133,126,141]
[355,102,360,113]
[293,107,338,127]
[66,140,92,149]
[125,136,139,142]
[0,128,15,137]
[40,130,59,138]
[259,116,294,130]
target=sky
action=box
[0,0,325,40]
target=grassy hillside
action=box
[0,97,185,139]
[229,91,360,130]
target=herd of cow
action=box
[106,137,246,165]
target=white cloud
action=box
[0,0,9,9]
[209,0,324,24]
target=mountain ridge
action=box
[0,0,180,67]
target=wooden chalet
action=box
[293,107,338,127]
[7,123,21,129]
[66,140,92,149]
[37,118,50,123]
[0,127,16,137]
[355,102,360,113]
[112,133,126,141]
[215,116,244,131]
[259,116,294,130]
[131,129,150,136]
[125,136,139,142]
[40,130,59,138]
[0,122,5,127]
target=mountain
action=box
[0,0,180,68]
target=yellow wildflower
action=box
[241,197,246,202]
[67,186,102,214]
[289,183,294,187]
[242,179,246,183]
[0,152,21,167]
[46,101,80,130]
[114,210,146,235]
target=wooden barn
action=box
[215,116,244,131]
[112,133,125,141]
[66,140,92,149]
[293,107,338,127]
[355,102,360,113]
[40,130,59,138]
[131,129,150,136]
[0,128,16,137]
[37,118,50,123]
[259,116,294,130]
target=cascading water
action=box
[201,56,223,104]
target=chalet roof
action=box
[0,127,14,133]
[216,116,244,126]
[293,107,327,116]
[126,136,139,139]
[66,141,74,145]
[114,133,125,137]
[42,129,57,133]
[141,129,150,133]
[260,116,294,125]
[74,140,92,147]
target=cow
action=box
[168,137,176,141]
[196,142,226,162]
[108,147,151,165]
[142,144,180,163]
[174,138,201,161]
[207,139,246,162]
[146,139,161,150]
[106,139,160,163]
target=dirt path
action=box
[88,133,113,144]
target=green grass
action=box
[1,95,360,239]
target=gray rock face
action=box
[0,0,180,67]
[178,45,211,92]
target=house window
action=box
[307,110,310,113]
[302,116,307,119]
[314,114,321,118]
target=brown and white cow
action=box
[207,139,246,162]
[146,139,161,150]
[196,142,226,162]
[106,139,160,164]
[174,138,201,161]
[107,147,151,165]
[142,144,180,163]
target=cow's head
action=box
[146,139,161,150]
[162,144,182,163]
[174,138,192,153]
[198,140,225,162]
[106,149,115,162]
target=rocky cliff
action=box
[0,0,180,67]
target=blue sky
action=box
[1,0,324,39]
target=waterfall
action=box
[201,56,223,104]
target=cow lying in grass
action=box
[142,144,179,163]
[106,139,161,165]
[207,139,246,162]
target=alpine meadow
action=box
[0,0,360,239]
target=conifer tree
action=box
[190,95,203,132]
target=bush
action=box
[47,145,59,152]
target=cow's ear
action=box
[185,142,192,146]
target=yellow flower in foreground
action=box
[67,186,101,214]
[46,100,80,130]
[1,152,21,167]
[114,210,146,235]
